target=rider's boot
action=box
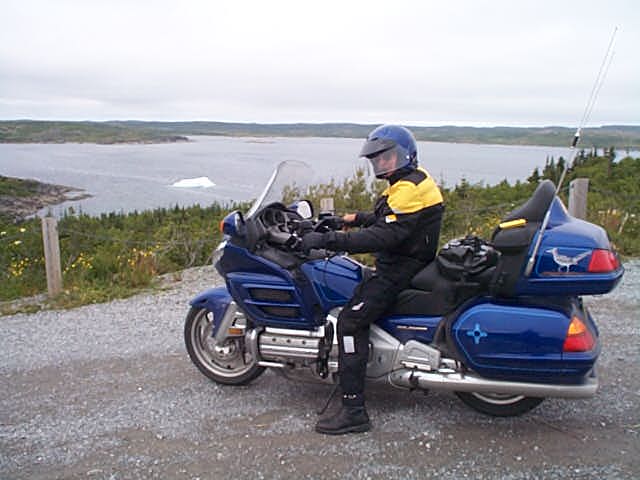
[315,393,370,435]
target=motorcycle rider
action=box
[302,125,444,434]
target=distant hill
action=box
[0,120,188,144]
[1,120,639,149]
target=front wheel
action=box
[455,391,544,417]
[184,306,265,385]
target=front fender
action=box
[190,287,233,337]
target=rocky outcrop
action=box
[0,176,91,222]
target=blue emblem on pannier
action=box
[467,323,488,345]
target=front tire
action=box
[184,306,265,385]
[455,391,544,417]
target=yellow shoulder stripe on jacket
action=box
[384,167,443,214]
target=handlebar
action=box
[313,215,344,233]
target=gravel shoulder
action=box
[1,262,638,480]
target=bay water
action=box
[0,136,572,217]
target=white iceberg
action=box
[171,177,216,188]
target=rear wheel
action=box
[455,391,544,417]
[184,306,265,385]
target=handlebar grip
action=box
[316,216,344,231]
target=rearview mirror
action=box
[290,200,314,219]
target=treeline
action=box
[1,154,638,311]
[0,121,188,144]
[292,153,638,254]
[2,120,640,149]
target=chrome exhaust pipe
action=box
[389,368,598,399]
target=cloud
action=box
[1,0,638,125]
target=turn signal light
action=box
[227,327,245,336]
[588,249,620,273]
[219,219,225,233]
[563,316,595,352]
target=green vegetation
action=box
[290,154,638,255]
[444,152,638,253]
[0,175,44,197]
[1,154,638,314]
[0,121,188,144]
[0,176,80,223]
[0,203,242,312]
[2,120,640,149]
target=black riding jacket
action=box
[324,167,444,271]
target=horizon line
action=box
[2,118,639,129]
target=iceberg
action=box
[171,177,216,188]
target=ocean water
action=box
[0,135,573,217]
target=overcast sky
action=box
[1,0,638,126]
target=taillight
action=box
[588,249,620,272]
[563,316,595,352]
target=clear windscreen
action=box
[246,160,316,218]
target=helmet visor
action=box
[367,145,411,177]
[360,136,396,158]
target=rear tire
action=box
[455,391,544,417]
[184,306,265,385]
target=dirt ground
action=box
[1,262,638,479]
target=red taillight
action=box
[588,249,619,273]
[563,316,595,352]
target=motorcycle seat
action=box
[496,179,555,226]
[392,263,458,316]
[392,288,454,317]
[392,260,496,317]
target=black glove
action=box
[301,232,326,253]
[316,215,345,232]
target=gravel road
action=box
[1,262,638,480]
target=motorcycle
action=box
[184,160,624,417]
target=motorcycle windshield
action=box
[245,160,316,219]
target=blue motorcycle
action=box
[185,161,624,416]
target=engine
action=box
[257,322,336,379]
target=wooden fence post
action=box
[41,217,63,297]
[568,178,589,220]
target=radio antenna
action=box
[524,26,618,277]
[555,26,618,193]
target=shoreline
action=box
[0,176,91,222]
[2,121,639,149]
[0,135,190,146]
[4,135,640,153]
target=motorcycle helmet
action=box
[359,124,418,178]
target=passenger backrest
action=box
[490,180,556,296]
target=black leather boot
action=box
[315,405,371,435]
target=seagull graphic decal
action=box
[547,248,591,272]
